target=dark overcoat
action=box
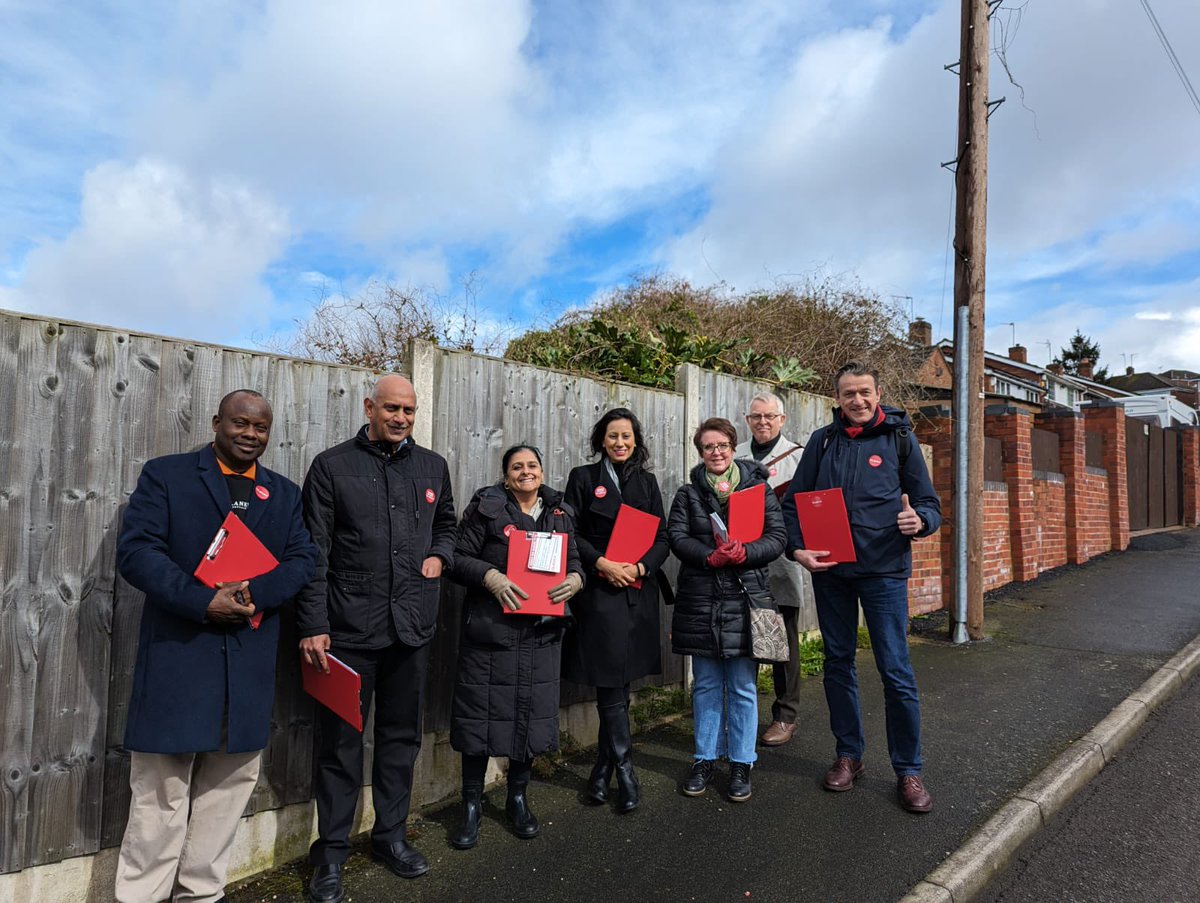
[117,445,318,754]
[560,461,670,687]
[448,484,584,761]
[668,459,786,659]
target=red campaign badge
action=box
[717,480,731,493]
[255,485,270,500]
[594,485,607,498]
[425,488,436,503]
[769,466,778,477]
[503,524,516,537]
[554,508,565,516]
[868,455,883,468]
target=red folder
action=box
[603,504,661,589]
[301,653,363,731]
[504,531,569,617]
[193,512,279,629]
[792,488,857,564]
[727,483,765,543]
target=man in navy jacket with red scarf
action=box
[781,361,941,813]
[115,389,317,903]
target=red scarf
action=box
[842,406,885,439]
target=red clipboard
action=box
[603,504,660,589]
[193,512,279,629]
[504,531,569,617]
[301,653,363,731]
[792,488,857,564]
[727,483,765,543]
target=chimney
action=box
[1078,358,1094,380]
[1126,365,1135,376]
[908,317,932,347]
[1048,362,1064,375]
[1008,344,1027,363]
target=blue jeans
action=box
[691,655,759,765]
[812,573,922,776]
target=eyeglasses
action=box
[701,443,733,454]
[746,413,782,422]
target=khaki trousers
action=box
[114,747,261,903]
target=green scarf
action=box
[705,463,740,501]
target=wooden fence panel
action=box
[101,332,165,847]
[1164,429,1181,528]
[1148,424,1165,529]
[1126,420,1149,532]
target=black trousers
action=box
[770,606,803,724]
[309,641,429,865]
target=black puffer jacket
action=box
[449,484,584,761]
[668,460,786,659]
[296,428,457,649]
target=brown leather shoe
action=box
[760,721,796,746]
[898,775,933,813]
[822,757,864,791]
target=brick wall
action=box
[1082,403,1129,551]
[1031,476,1068,572]
[1182,427,1200,527]
[1077,470,1112,558]
[982,485,1012,590]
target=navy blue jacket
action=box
[781,406,941,579]
[117,445,318,754]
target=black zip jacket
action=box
[296,426,457,648]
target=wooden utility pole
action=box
[951,0,990,641]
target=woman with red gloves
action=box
[667,417,786,802]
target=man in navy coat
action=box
[114,389,317,903]
[781,361,941,814]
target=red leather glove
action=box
[707,541,737,568]
[725,539,747,565]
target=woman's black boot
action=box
[601,702,640,814]
[505,763,540,839]
[585,712,614,804]
[450,781,484,849]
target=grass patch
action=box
[629,685,689,729]
[756,627,872,690]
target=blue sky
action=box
[3,0,1199,373]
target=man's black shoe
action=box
[681,759,715,797]
[728,761,753,802]
[308,863,345,903]
[371,839,429,879]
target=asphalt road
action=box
[978,666,1200,903]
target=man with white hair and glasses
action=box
[735,391,808,747]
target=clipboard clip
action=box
[205,528,229,561]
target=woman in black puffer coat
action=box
[448,445,585,849]
[669,417,786,803]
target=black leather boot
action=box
[450,781,484,849]
[505,764,540,839]
[585,712,613,804]
[600,701,639,814]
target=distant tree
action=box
[279,275,506,371]
[1053,330,1109,382]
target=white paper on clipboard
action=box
[526,531,564,573]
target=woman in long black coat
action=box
[562,408,670,813]
[448,445,585,849]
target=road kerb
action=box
[899,630,1200,903]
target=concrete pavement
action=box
[226,528,1200,903]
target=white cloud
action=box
[0,157,289,340]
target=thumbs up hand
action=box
[897,493,922,536]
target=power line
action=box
[1138,0,1200,120]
